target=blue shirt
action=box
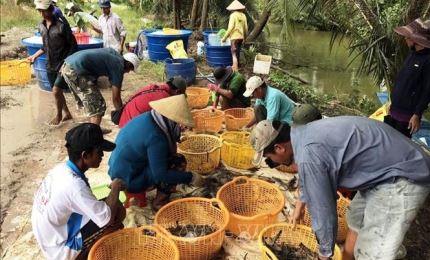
[108,112,192,193]
[291,116,430,257]
[255,86,294,125]
[65,48,124,87]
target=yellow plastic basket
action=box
[258,223,342,260]
[216,177,285,239]
[224,108,254,131]
[154,198,230,260]
[0,59,31,86]
[220,131,255,170]
[191,109,224,133]
[88,226,179,260]
[186,87,211,109]
[177,134,222,174]
[303,191,351,242]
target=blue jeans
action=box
[347,178,430,260]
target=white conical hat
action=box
[149,94,195,127]
[227,0,245,11]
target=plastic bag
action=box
[197,41,204,56]
[166,40,188,59]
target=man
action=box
[28,0,77,125]
[61,48,139,132]
[208,66,250,110]
[52,0,66,20]
[115,76,187,128]
[250,117,430,259]
[244,75,295,127]
[386,18,430,138]
[92,0,126,54]
[32,123,126,260]
[65,2,101,36]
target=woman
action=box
[108,95,205,211]
[221,0,248,71]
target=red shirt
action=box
[119,83,170,128]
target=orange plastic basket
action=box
[186,87,211,109]
[220,131,255,170]
[154,198,230,260]
[73,32,90,44]
[0,60,31,86]
[177,134,221,174]
[224,108,254,131]
[216,177,285,239]
[303,191,351,242]
[88,226,179,260]
[258,223,342,260]
[191,109,224,133]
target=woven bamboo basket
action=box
[216,177,285,239]
[224,108,254,131]
[0,60,31,86]
[303,192,351,242]
[154,198,230,260]
[186,87,211,109]
[177,134,221,174]
[258,223,342,260]
[191,109,224,133]
[88,226,179,260]
[220,131,255,170]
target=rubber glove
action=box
[208,83,220,92]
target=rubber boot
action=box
[151,189,171,212]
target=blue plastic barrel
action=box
[21,36,103,91]
[203,30,232,68]
[144,29,192,62]
[165,58,196,85]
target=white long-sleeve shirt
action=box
[98,12,126,51]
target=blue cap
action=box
[99,0,110,8]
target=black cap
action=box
[65,123,116,152]
[168,76,187,93]
[213,66,233,85]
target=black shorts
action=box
[47,71,69,90]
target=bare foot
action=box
[62,113,73,122]
[48,116,62,126]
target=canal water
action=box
[264,24,380,101]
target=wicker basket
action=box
[258,223,342,260]
[0,60,31,86]
[220,131,255,170]
[177,134,221,174]
[154,198,230,260]
[186,87,211,109]
[88,226,179,260]
[216,177,285,239]
[303,192,351,243]
[191,109,224,133]
[224,108,254,131]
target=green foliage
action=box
[241,45,258,66]
[137,60,165,82]
[1,0,39,31]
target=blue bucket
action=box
[144,29,192,62]
[165,58,196,85]
[21,36,103,91]
[203,30,232,68]
[376,92,389,105]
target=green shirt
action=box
[216,72,250,106]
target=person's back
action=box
[256,86,294,125]
[228,11,247,40]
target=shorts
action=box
[231,39,243,58]
[62,63,107,117]
[47,71,68,90]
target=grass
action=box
[137,60,165,81]
[0,0,40,32]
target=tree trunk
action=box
[173,0,181,29]
[199,0,209,32]
[246,8,271,42]
[190,0,199,29]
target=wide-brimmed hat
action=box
[227,0,245,11]
[34,0,52,10]
[149,95,195,127]
[394,18,430,48]
[213,66,233,86]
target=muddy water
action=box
[265,24,379,99]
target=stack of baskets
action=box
[178,134,221,174]
[154,198,230,260]
[220,131,255,170]
[303,192,351,242]
[88,226,179,260]
[0,60,31,86]
[186,87,211,109]
[216,177,285,239]
[191,109,224,133]
[258,224,342,260]
[224,108,254,131]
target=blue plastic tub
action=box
[165,58,196,85]
[144,29,192,62]
[203,30,232,68]
[21,36,103,91]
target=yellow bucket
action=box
[0,59,31,86]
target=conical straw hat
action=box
[149,94,195,127]
[227,0,245,11]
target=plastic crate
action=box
[0,60,31,86]
[221,131,255,170]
